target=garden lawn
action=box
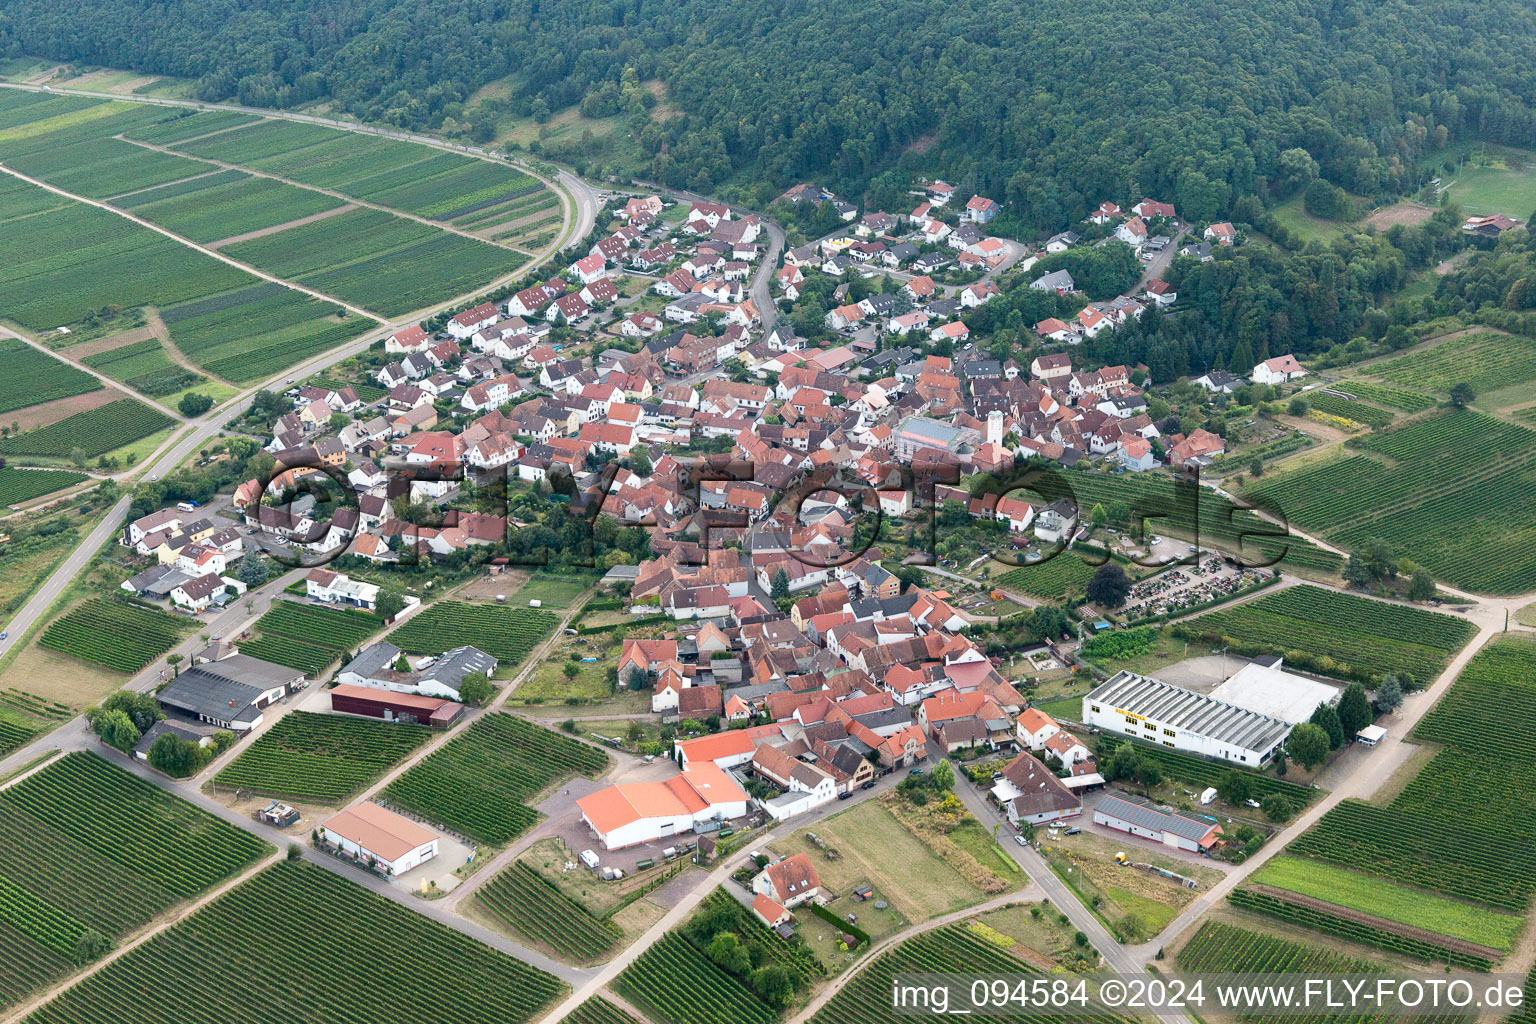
[1252,855,1524,950]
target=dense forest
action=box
[5,0,1536,229]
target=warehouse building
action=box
[1093,793,1223,853]
[1082,670,1290,766]
[329,684,465,729]
[1207,657,1339,725]
[154,654,304,733]
[576,763,748,849]
[322,801,439,875]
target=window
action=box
[1163,728,1175,737]
[1124,716,1138,727]
[1163,740,1174,747]
[1090,705,1101,713]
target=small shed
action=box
[1356,724,1387,747]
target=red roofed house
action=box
[1132,199,1177,220]
[447,302,498,340]
[570,252,607,285]
[751,852,822,908]
[752,893,792,929]
[385,324,430,354]
[965,195,1001,223]
[1251,353,1307,386]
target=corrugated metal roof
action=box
[1097,793,1214,842]
[1087,671,1289,752]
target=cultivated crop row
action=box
[1226,888,1495,970]
[1175,584,1474,683]
[615,933,777,1024]
[812,924,1134,1024]
[38,598,187,673]
[382,714,607,846]
[1245,411,1536,592]
[22,861,565,1024]
[212,711,430,803]
[0,718,40,758]
[1303,390,1394,428]
[8,137,213,201]
[694,889,823,984]
[1335,379,1435,411]
[121,111,260,145]
[135,174,346,245]
[388,602,558,665]
[0,338,101,416]
[1375,331,1536,395]
[0,468,87,506]
[995,553,1096,599]
[560,998,642,1024]
[477,862,621,962]
[239,600,383,676]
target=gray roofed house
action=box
[1031,269,1076,293]
[133,719,214,762]
[338,641,496,701]
[122,563,178,595]
[338,642,405,686]
[926,298,962,319]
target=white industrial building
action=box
[1207,657,1339,724]
[1082,670,1291,766]
[322,801,439,875]
[576,763,748,849]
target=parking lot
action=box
[1120,557,1271,620]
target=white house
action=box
[751,853,822,908]
[1015,707,1063,749]
[305,568,380,610]
[322,801,438,875]
[1251,354,1307,386]
[1093,793,1222,853]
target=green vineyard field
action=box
[388,602,557,665]
[212,711,431,803]
[38,599,187,673]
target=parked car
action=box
[1064,827,1081,836]
[1014,835,1028,847]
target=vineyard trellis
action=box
[21,861,565,1024]
[38,599,188,673]
[388,602,558,666]
[382,714,608,846]
[238,600,384,676]
[477,862,621,963]
[212,711,431,803]
[614,933,777,1024]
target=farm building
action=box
[329,684,465,729]
[1093,793,1223,853]
[322,801,439,875]
[154,654,304,733]
[1082,670,1290,766]
[576,763,748,850]
[1207,657,1339,725]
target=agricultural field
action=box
[121,110,259,144]
[1225,887,1498,969]
[1244,410,1536,592]
[7,137,213,200]
[1373,331,1536,397]
[223,207,526,317]
[0,468,88,506]
[110,167,245,208]
[81,338,204,397]
[1067,472,1342,576]
[131,173,347,244]
[1178,919,1471,1015]
[0,178,253,333]
[0,752,269,1012]
[0,399,174,460]
[688,888,824,984]
[993,552,1097,599]
[238,601,384,677]
[388,602,559,667]
[614,932,777,1024]
[21,860,565,1024]
[1302,389,1395,428]
[1257,637,1536,965]
[559,999,641,1024]
[476,861,621,963]
[37,598,188,673]
[1174,585,1475,683]
[159,283,375,384]
[514,573,591,608]
[1250,855,1524,950]
[1333,379,1436,412]
[0,338,101,416]
[0,710,41,759]
[810,924,1133,1024]
[1433,144,1536,218]
[211,711,431,803]
[382,714,609,846]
